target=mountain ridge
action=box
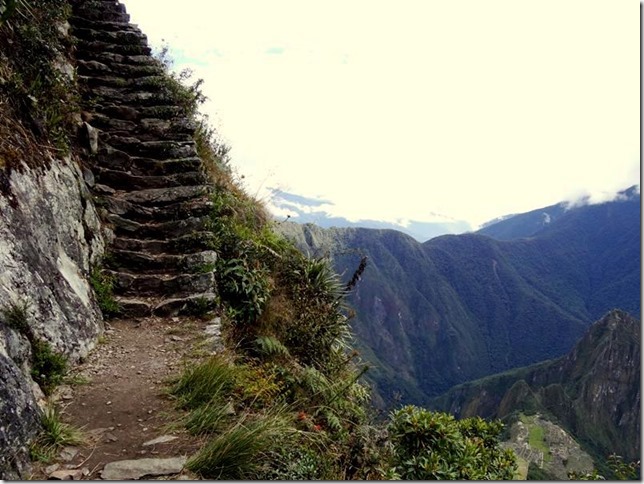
[429,309,641,462]
[277,191,640,405]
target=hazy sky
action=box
[122,0,639,228]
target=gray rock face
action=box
[0,157,105,477]
[100,456,187,480]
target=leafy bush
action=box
[569,454,640,480]
[31,339,67,395]
[90,266,119,317]
[387,405,517,480]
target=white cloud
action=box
[123,0,639,229]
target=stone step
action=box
[95,167,206,190]
[89,114,195,141]
[107,249,217,274]
[107,213,211,239]
[108,270,215,297]
[79,75,165,90]
[77,59,164,79]
[71,27,147,46]
[73,0,127,13]
[112,232,217,255]
[75,50,158,67]
[91,87,175,107]
[102,137,198,159]
[102,195,213,223]
[71,8,129,24]
[76,39,151,56]
[96,146,203,175]
[92,103,184,121]
[116,293,218,318]
[68,15,140,34]
[117,185,212,207]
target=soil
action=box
[29,315,218,480]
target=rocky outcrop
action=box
[69,0,219,318]
[0,156,105,477]
[431,310,641,462]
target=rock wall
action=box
[0,155,105,478]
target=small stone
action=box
[59,446,80,462]
[142,435,178,447]
[106,401,112,405]
[101,457,187,480]
[45,463,61,474]
[49,468,85,480]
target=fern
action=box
[254,335,290,358]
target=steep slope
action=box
[430,310,641,462]
[278,194,640,405]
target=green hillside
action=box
[278,193,640,405]
[430,310,641,463]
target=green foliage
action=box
[254,335,290,359]
[90,266,120,317]
[187,410,295,479]
[1,299,30,333]
[388,406,517,480]
[30,405,84,462]
[220,256,271,324]
[153,45,206,118]
[0,0,77,160]
[31,339,67,395]
[173,356,237,410]
[568,454,641,480]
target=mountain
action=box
[477,186,639,241]
[277,192,640,406]
[430,310,641,463]
[267,188,471,242]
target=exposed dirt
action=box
[29,315,218,480]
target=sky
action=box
[122,0,639,229]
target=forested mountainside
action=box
[430,310,641,464]
[278,192,640,405]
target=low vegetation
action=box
[89,265,120,318]
[0,0,78,169]
[29,405,84,463]
[155,59,518,479]
[1,301,68,396]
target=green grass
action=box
[187,410,295,479]
[523,416,552,463]
[30,405,84,462]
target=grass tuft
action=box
[30,405,84,462]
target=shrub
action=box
[387,406,517,480]
[31,339,67,395]
[1,300,30,334]
[90,267,120,317]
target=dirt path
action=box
[31,315,221,480]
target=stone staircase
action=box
[69,0,219,318]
